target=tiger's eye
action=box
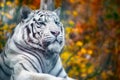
[55,21,60,25]
[40,15,43,17]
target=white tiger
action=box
[0,7,74,80]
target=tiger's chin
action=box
[45,41,62,54]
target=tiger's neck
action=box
[8,39,59,73]
[41,52,59,73]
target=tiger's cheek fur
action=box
[39,22,63,53]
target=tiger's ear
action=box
[20,6,32,19]
[54,7,61,16]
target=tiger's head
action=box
[12,7,65,55]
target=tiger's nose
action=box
[50,31,60,36]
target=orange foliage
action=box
[22,0,40,9]
[0,0,120,80]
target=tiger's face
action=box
[14,7,64,54]
[32,10,64,53]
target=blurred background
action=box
[0,0,120,80]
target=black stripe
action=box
[26,51,44,72]
[11,75,15,80]
[31,23,34,33]
[3,50,7,58]
[26,26,31,40]
[31,23,36,38]
[1,55,13,70]
[0,64,11,76]
[0,76,4,80]
[36,11,40,14]
[48,57,58,73]
[3,52,7,58]
[30,50,45,72]
[22,54,39,68]
[26,25,31,34]
[63,75,67,78]
[39,22,46,26]
[33,51,45,67]
[19,63,29,71]
[33,18,40,25]
[56,68,63,77]
[22,56,39,72]
[25,51,44,72]
[12,68,15,74]
[14,41,44,72]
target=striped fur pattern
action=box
[0,7,74,80]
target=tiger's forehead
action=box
[33,10,60,22]
[34,10,56,16]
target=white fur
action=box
[0,9,75,80]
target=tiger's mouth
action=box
[42,39,62,48]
